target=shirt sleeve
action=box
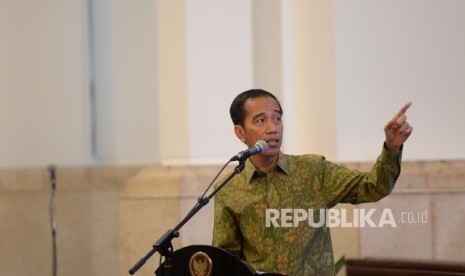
[212,192,244,259]
[320,144,402,208]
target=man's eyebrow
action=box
[251,112,266,121]
[251,110,282,121]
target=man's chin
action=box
[263,148,280,158]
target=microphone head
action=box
[230,140,270,162]
[48,164,56,172]
[255,140,269,153]
[48,164,57,181]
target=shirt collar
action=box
[243,152,291,184]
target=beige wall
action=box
[0,166,138,276]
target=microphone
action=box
[230,140,269,162]
[48,164,56,182]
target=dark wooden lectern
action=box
[155,245,285,276]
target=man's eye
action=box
[273,116,282,123]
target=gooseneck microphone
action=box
[48,164,56,185]
[230,140,269,161]
[48,164,57,276]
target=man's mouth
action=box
[266,138,280,147]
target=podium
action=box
[155,245,285,276]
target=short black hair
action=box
[230,89,283,126]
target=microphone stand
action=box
[129,159,246,276]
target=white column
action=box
[281,0,337,160]
[155,0,190,165]
[185,0,254,164]
[92,0,160,165]
[0,0,91,167]
[252,0,283,95]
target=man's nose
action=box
[265,119,278,133]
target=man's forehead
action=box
[245,96,279,108]
[245,97,281,117]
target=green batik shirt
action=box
[213,145,402,275]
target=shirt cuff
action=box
[380,142,403,163]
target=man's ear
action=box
[234,125,246,144]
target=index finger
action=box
[396,102,412,117]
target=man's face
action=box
[234,96,283,158]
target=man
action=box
[212,89,412,275]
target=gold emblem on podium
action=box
[189,251,213,276]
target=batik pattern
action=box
[213,145,401,275]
